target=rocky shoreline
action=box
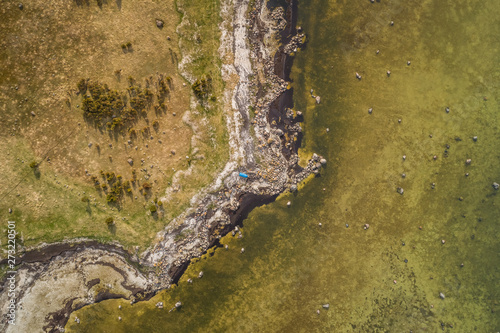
[144,0,325,290]
[0,1,327,331]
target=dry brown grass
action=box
[0,0,229,252]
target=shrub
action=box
[149,204,157,213]
[142,182,151,190]
[29,161,38,169]
[81,196,89,203]
[77,79,87,93]
[106,193,117,203]
[105,217,114,225]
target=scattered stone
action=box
[9,208,12,214]
[240,248,245,253]
[74,317,80,324]
[398,118,402,123]
[397,187,404,195]
[118,305,122,309]
[171,150,176,155]
[88,143,92,148]
[287,201,291,207]
[156,302,164,309]
[127,158,133,166]
[315,96,321,104]
[355,72,362,80]
[433,155,437,160]
[402,155,406,161]
[441,239,446,244]
[320,158,327,165]
[465,158,472,165]
[439,292,445,300]
[393,280,397,284]
[30,111,35,116]
[175,301,182,308]
[322,304,330,309]
[345,224,349,228]
[387,70,391,76]
[445,107,450,113]
[156,19,164,28]
[198,271,203,278]
[318,223,322,227]
[316,309,320,315]
[118,317,122,321]
[401,173,406,178]
[187,278,193,283]
[19,3,23,10]
[473,136,477,142]
[363,223,370,230]
[407,61,411,66]
[492,182,499,190]
[390,21,394,26]
[290,184,297,192]
[368,108,373,114]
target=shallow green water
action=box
[67,0,499,332]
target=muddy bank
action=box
[0,240,139,266]
[0,246,151,333]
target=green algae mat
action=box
[67,0,500,331]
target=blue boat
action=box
[239,172,249,178]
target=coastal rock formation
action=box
[0,243,149,333]
[143,0,324,291]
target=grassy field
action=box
[0,0,228,253]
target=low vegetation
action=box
[0,0,228,253]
